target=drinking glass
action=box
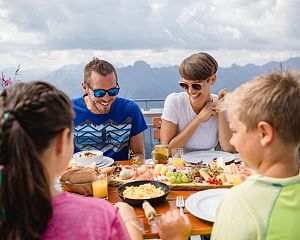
[152,143,169,164]
[131,153,144,166]
[171,148,184,167]
[92,173,108,199]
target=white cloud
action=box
[0,0,299,70]
[0,48,299,72]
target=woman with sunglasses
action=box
[161,52,235,153]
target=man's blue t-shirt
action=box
[72,96,147,160]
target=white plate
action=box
[185,188,229,222]
[95,157,108,167]
[97,156,114,168]
[145,159,156,165]
[183,151,235,164]
[144,158,172,165]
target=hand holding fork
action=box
[176,195,185,217]
[158,198,191,240]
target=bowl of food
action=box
[73,150,104,166]
[118,180,170,206]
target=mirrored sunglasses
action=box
[178,81,203,91]
[85,82,120,97]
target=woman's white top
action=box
[161,92,219,152]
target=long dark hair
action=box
[0,81,73,239]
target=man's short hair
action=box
[221,70,300,145]
[84,57,118,84]
[179,52,218,81]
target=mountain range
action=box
[3,57,300,158]
[2,57,300,103]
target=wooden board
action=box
[109,178,233,190]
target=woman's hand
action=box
[158,210,192,240]
[196,101,217,122]
[216,88,228,113]
[218,88,228,101]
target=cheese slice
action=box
[160,165,168,175]
[224,164,238,184]
[217,173,227,184]
[216,157,226,169]
[200,169,211,181]
[154,164,163,175]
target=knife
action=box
[142,201,157,227]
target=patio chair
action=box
[152,116,162,142]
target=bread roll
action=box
[60,168,81,182]
[100,166,115,175]
[69,170,98,184]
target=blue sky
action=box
[0,0,299,71]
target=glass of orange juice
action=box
[92,173,108,199]
[171,148,184,167]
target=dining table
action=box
[110,160,214,239]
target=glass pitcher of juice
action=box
[152,143,169,164]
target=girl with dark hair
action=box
[0,81,142,239]
[161,52,235,153]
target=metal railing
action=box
[133,98,165,111]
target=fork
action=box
[176,195,185,217]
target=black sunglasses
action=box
[85,82,120,97]
[178,81,204,91]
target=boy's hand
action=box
[158,210,192,240]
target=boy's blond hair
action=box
[220,70,300,145]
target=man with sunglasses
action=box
[72,58,147,160]
[161,52,235,153]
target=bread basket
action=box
[60,165,115,196]
[60,167,97,196]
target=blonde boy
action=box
[211,70,300,239]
